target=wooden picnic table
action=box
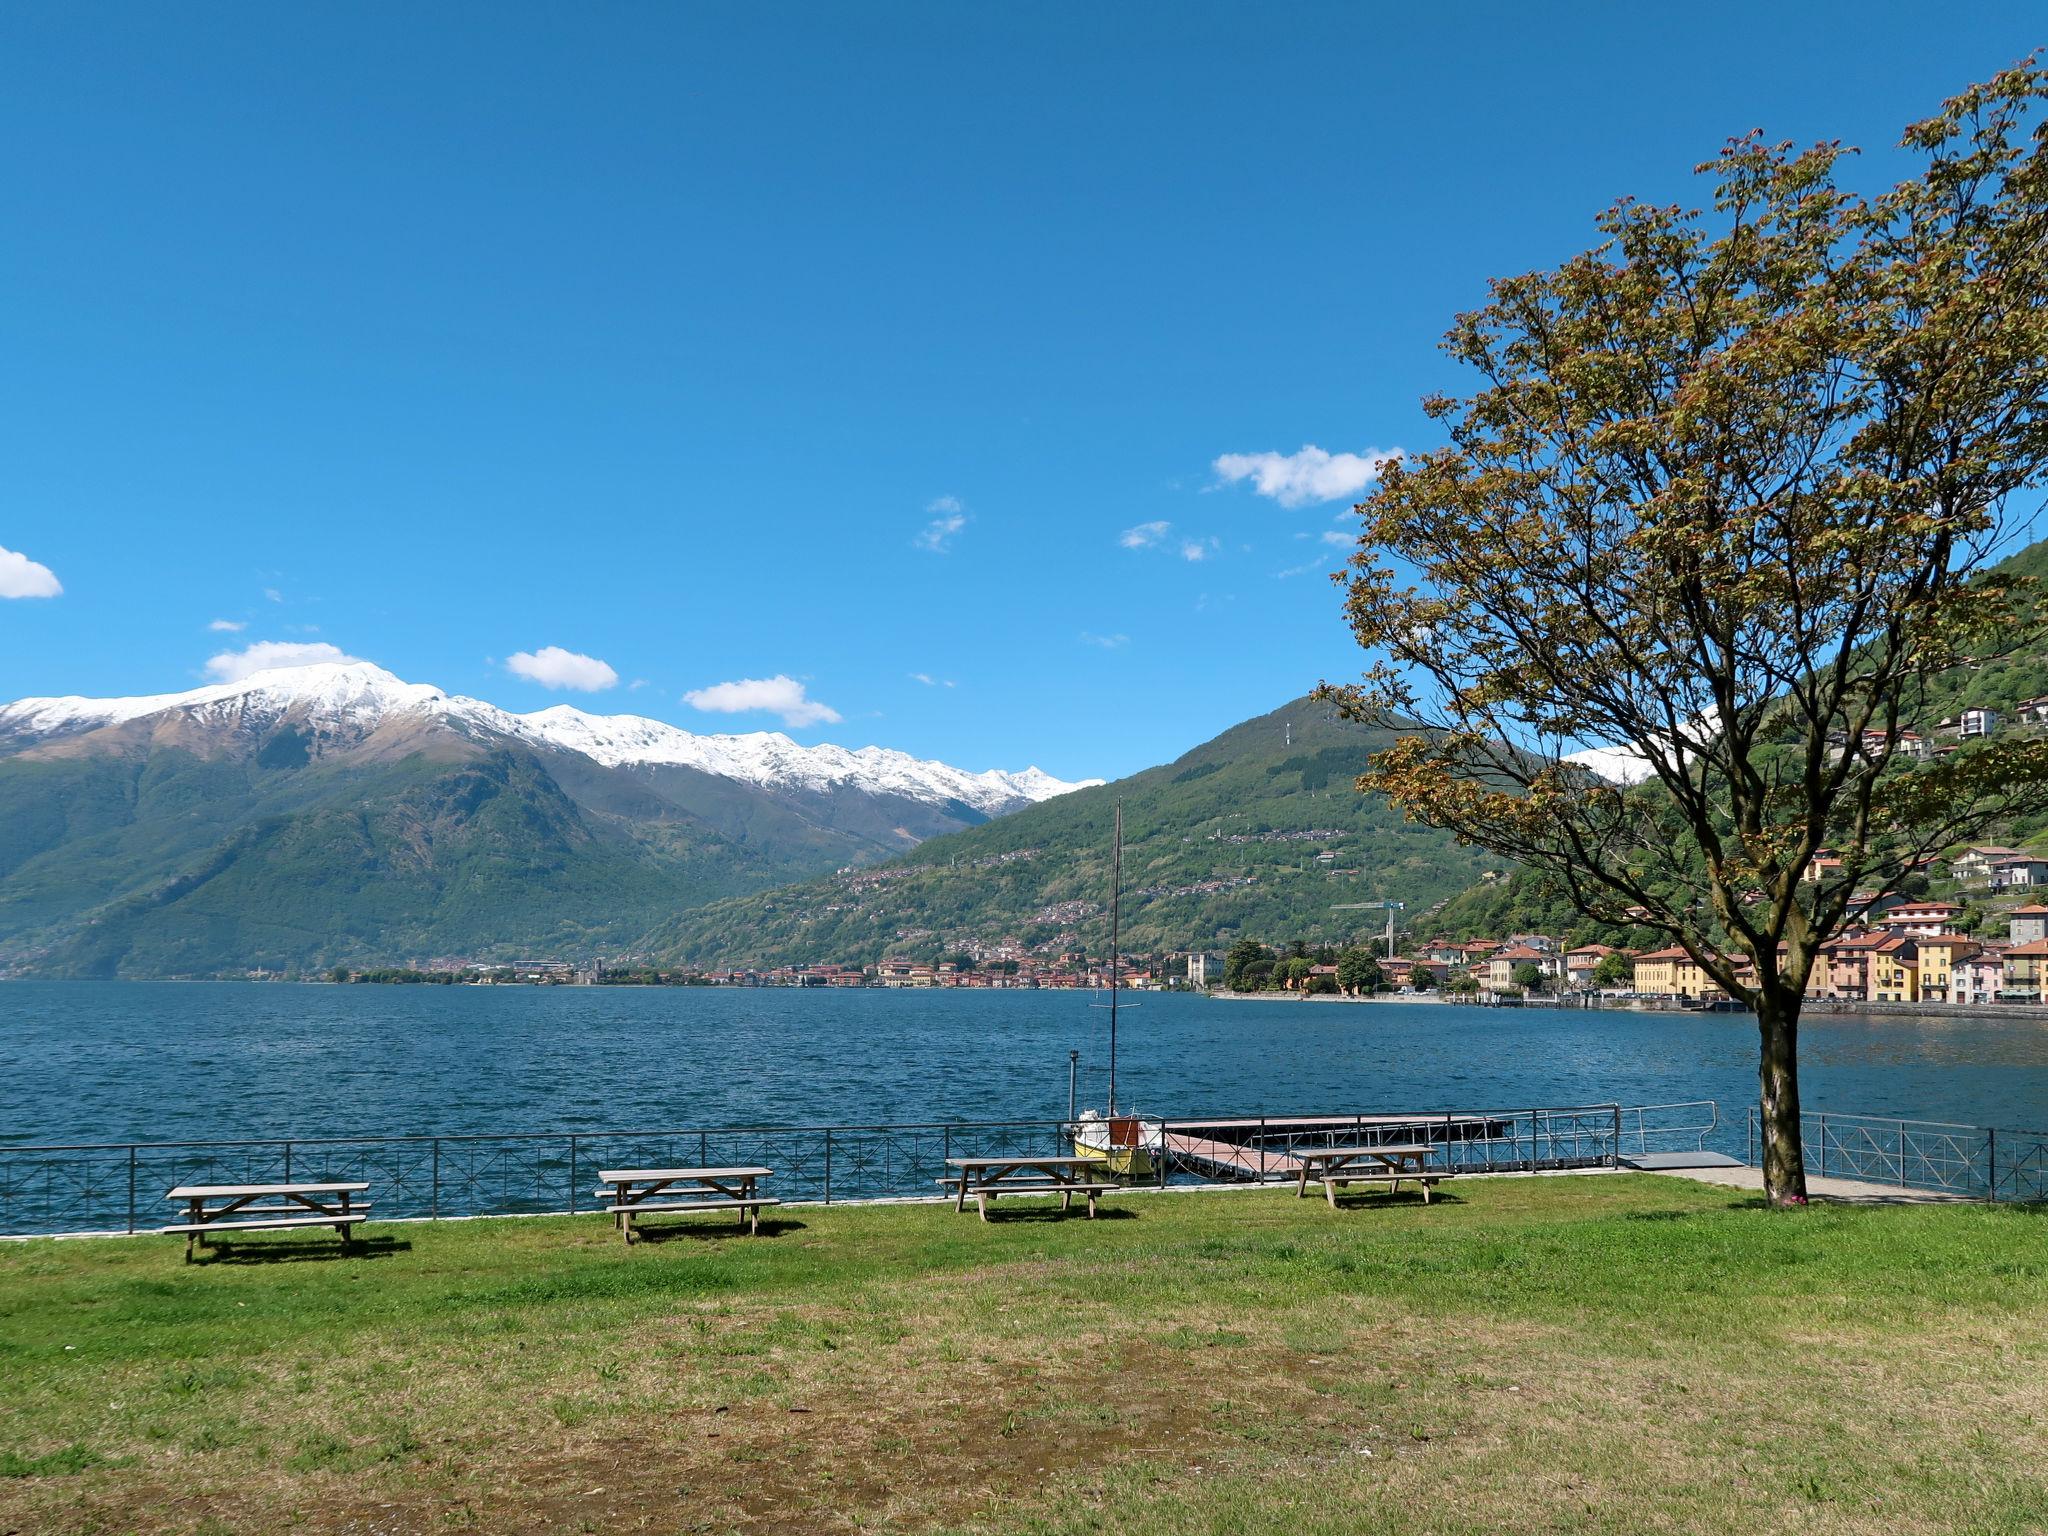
[595,1167,778,1245]
[942,1154,1118,1221]
[162,1181,371,1262]
[1292,1143,1452,1206]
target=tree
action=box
[1511,961,1547,994]
[1442,971,1480,996]
[1223,938,1268,991]
[1326,64,2048,1204]
[1592,951,1632,990]
[1410,965,1437,992]
[1336,947,1383,995]
[327,964,350,984]
[1282,956,1313,990]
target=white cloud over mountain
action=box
[1213,444,1401,507]
[505,646,619,692]
[0,544,62,599]
[205,640,360,682]
[684,674,842,728]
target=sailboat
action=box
[1069,803,1165,1179]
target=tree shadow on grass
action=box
[194,1235,411,1265]
[973,1204,1142,1224]
[629,1216,809,1244]
[1325,1189,1464,1210]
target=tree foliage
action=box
[1325,62,2048,1202]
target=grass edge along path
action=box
[1,1173,2044,1535]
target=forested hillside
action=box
[643,697,1497,967]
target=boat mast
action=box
[1108,801,1122,1117]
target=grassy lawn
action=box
[1,1173,2044,1534]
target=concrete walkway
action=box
[1652,1163,1973,1204]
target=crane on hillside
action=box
[1333,899,1405,960]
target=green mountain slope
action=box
[0,742,780,976]
[641,697,1495,968]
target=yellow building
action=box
[1913,934,1976,1002]
[1869,935,1920,1002]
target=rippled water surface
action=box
[4,981,2047,1146]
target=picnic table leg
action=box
[1325,1174,1339,1210]
[1420,1180,1431,1204]
[977,1191,990,1223]
[954,1176,968,1214]
[1295,1165,1310,1198]
[1086,1189,1098,1218]
[1061,1187,1073,1212]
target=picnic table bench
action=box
[941,1155,1119,1221]
[595,1167,778,1245]
[1292,1144,1453,1206]
[162,1181,371,1262]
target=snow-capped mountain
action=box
[0,661,1097,815]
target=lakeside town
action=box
[335,838,2048,1010]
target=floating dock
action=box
[1163,1113,1509,1182]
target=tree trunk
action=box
[1756,985,1810,1205]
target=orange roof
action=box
[2004,938,2048,957]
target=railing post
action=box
[431,1138,441,1220]
[1611,1104,1622,1168]
[1528,1109,1539,1173]
[283,1141,292,1182]
[1987,1126,1998,1203]
[1817,1113,1826,1179]
[569,1135,579,1215]
[1898,1121,1907,1188]
[824,1129,833,1205]
[127,1146,137,1234]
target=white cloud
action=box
[204,640,360,682]
[505,646,620,692]
[1120,520,1171,550]
[915,497,968,553]
[1212,444,1401,507]
[264,587,284,603]
[1079,631,1130,649]
[1180,538,1219,562]
[684,674,842,728]
[0,544,62,599]
[1319,530,1352,548]
[207,618,247,632]
[910,672,935,686]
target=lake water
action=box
[5,981,2047,1147]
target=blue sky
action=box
[1,6,2041,779]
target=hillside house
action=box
[1950,845,2026,882]
[1877,901,1964,937]
[1869,935,1921,1002]
[1937,707,1999,740]
[1990,855,2048,891]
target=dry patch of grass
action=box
[2,1177,2045,1534]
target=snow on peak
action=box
[0,663,1096,813]
[502,703,1097,814]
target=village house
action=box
[1950,845,2026,882]
[1486,943,1561,993]
[1631,947,1751,1001]
[1953,945,2006,1006]
[1869,934,1921,1002]
[1877,900,1964,937]
[2000,937,2048,1004]
[2010,904,2048,945]
[1990,855,2048,891]
[1814,930,1890,1001]
[1913,934,1979,1003]
[1564,943,1621,991]
[1936,707,1999,740]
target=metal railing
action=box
[1616,1100,1720,1158]
[1743,1108,2048,1202]
[0,1102,1636,1238]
